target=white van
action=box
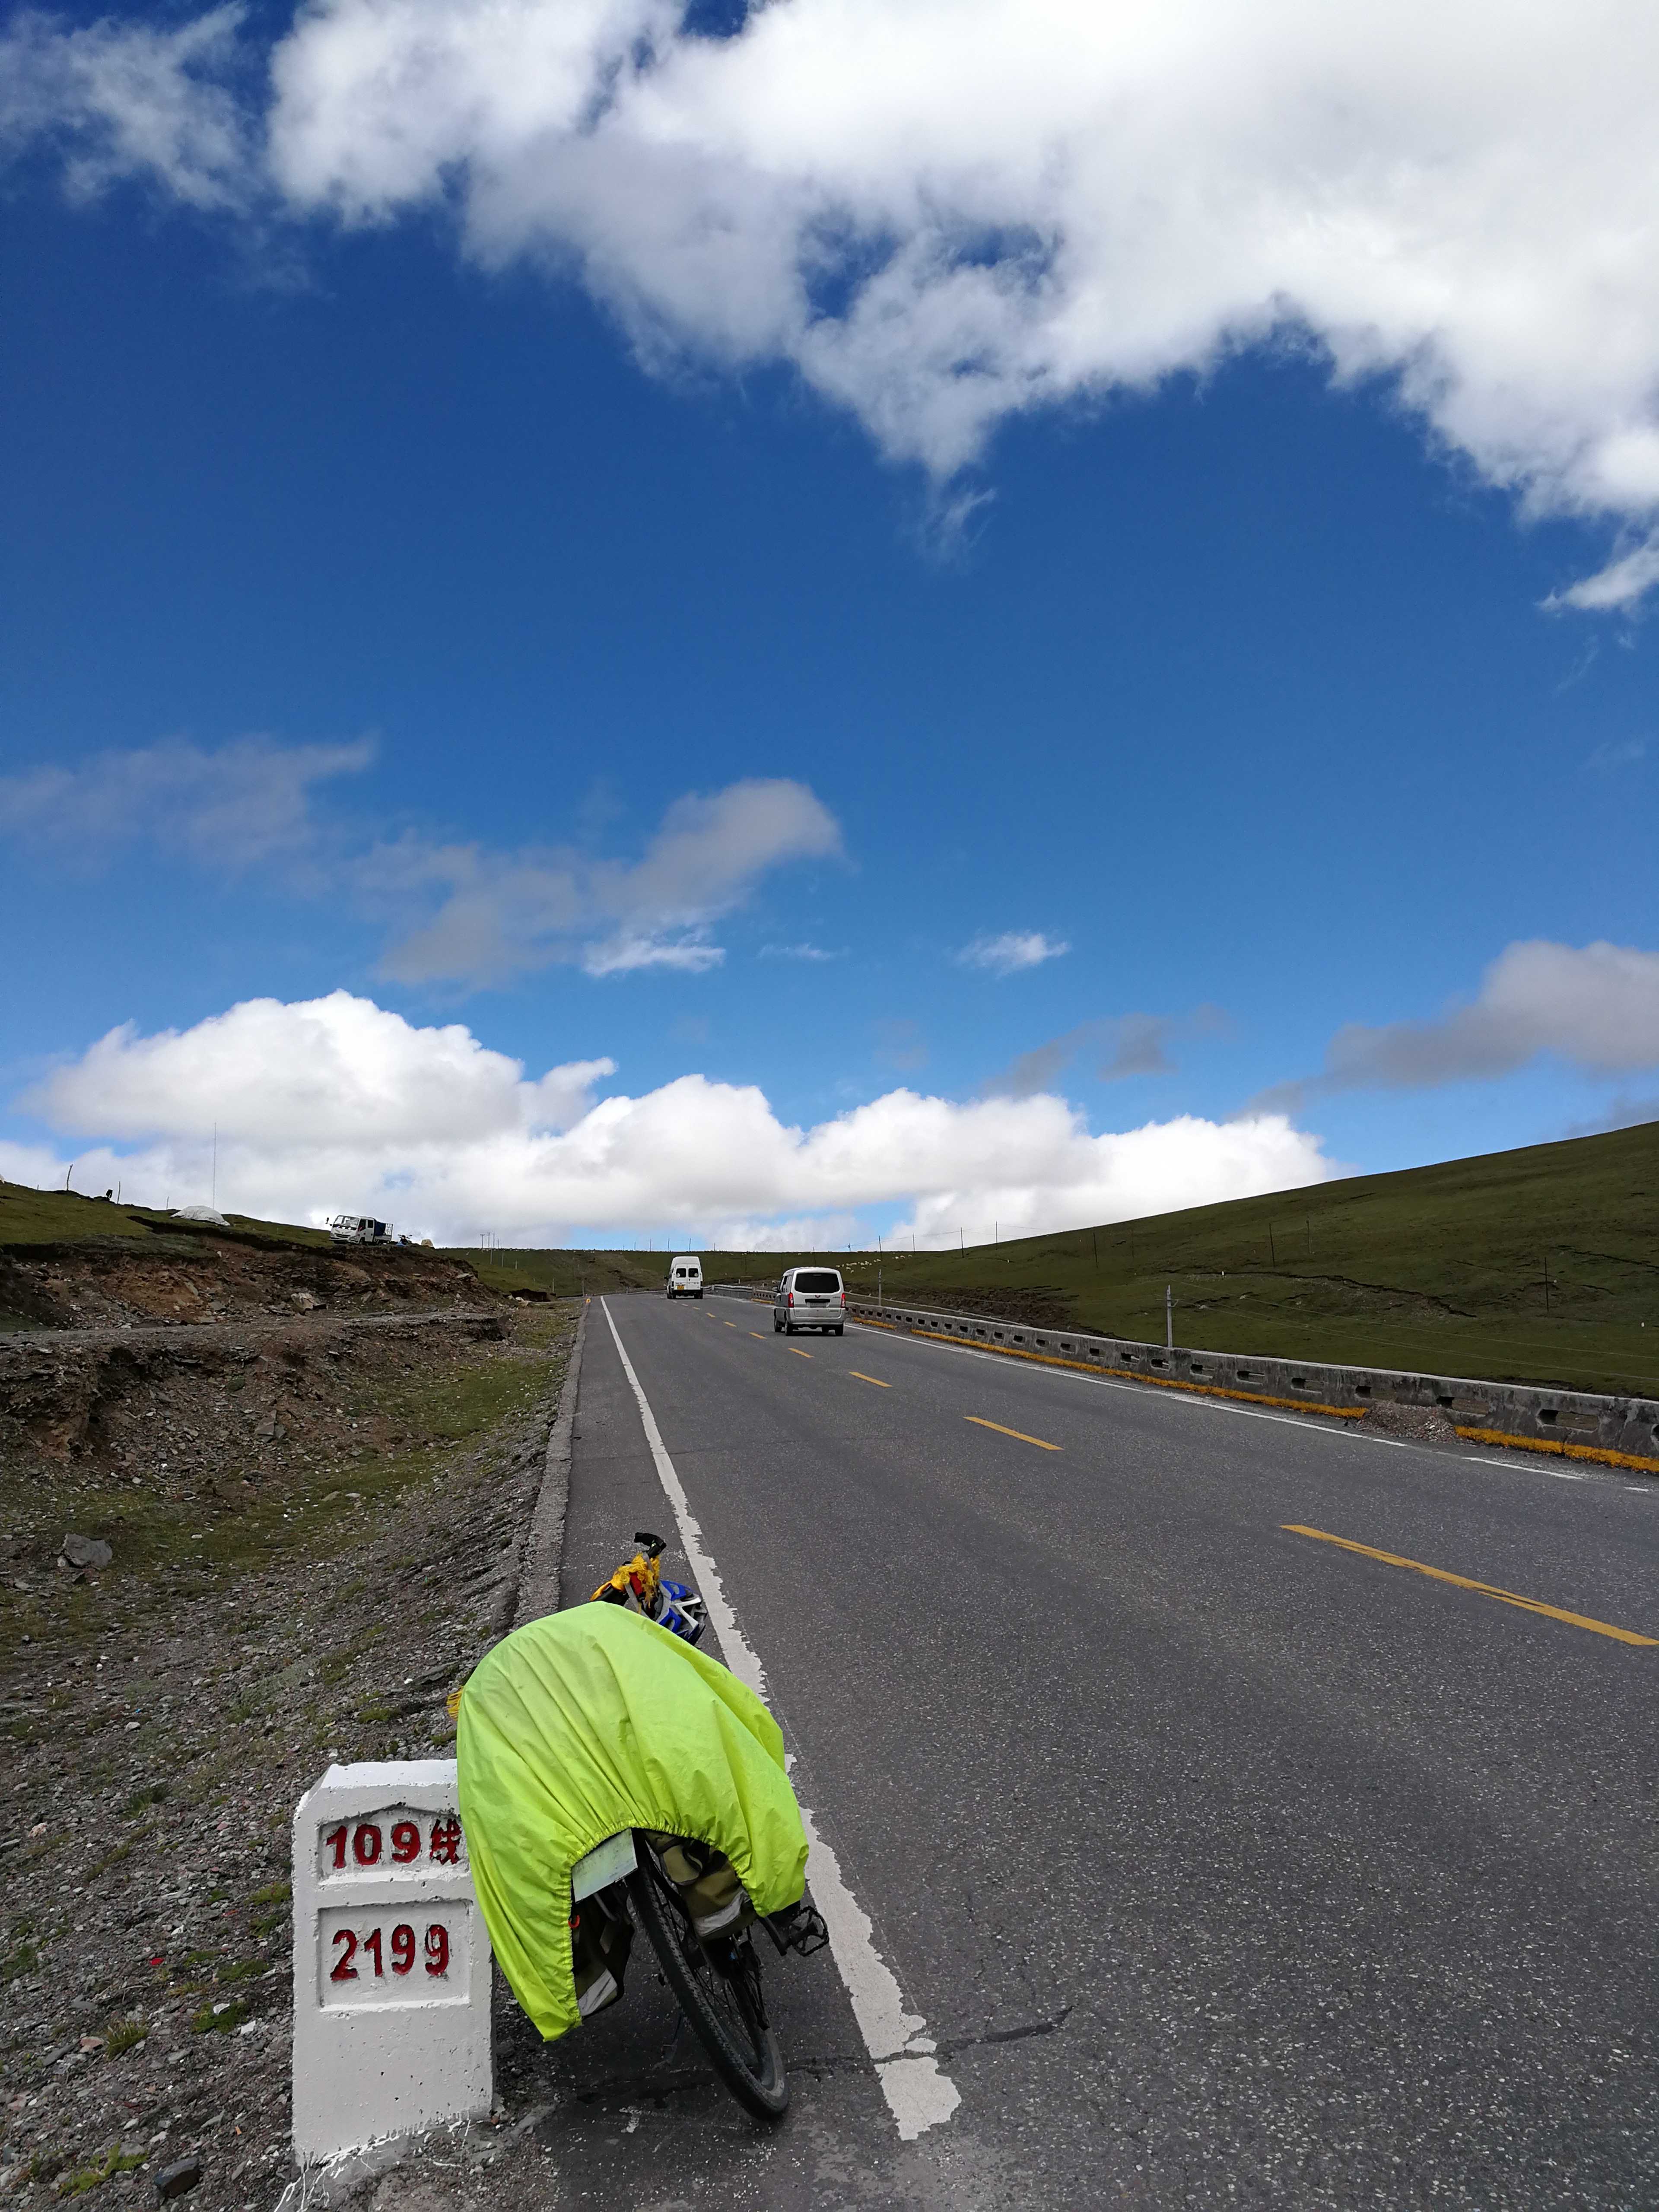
[666,1255,704,1300]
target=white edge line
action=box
[705,1298,1619,1481]
[600,1298,960,2142]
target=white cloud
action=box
[1262,939,1659,1108]
[580,931,724,977]
[10,1,1659,597]
[0,3,252,209]
[0,743,840,987]
[373,776,842,985]
[29,990,614,1144]
[1545,537,1659,613]
[760,942,843,962]
[0,734,373,866]
[960,931,1070,977]
[12,989,1336,1245]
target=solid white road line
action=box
[709,1299,1633,1491]
[600,1299,960,2142]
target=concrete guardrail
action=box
[709,1283,1659,1475]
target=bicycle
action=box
[577,1532,828,2119]
[589,1528,708,1646]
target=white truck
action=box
[665,1255,704,1300]
[328,1214,393,1245]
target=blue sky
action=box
[2,0,1657,1246]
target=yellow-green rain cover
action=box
[456,1602,808,2041]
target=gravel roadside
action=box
[1,1302,579,2212]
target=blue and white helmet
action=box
[652,1577,708,1646]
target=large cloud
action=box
[7,0,1659,598]
[12,989,1335,1244]
[1262,939,1659,1109]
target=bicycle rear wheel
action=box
[626,1843,789,2120]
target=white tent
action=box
[175,1204,229,1227]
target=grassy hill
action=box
[827,1120,1659,1398]
[456,1121,1659,1398]
[0,1178,333,1252]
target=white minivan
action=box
[773,1266,845,1335]
[666,1255,704,1300]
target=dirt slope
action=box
[0,1238,491,1335]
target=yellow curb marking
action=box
[1283,1525,1659,1648]
[1455,1426,1659,1477]
[966,1416,1061,1452]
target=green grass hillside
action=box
[829,1122,1659,1399]
[0,1178,332,1251]
[464,1122,1659,1398]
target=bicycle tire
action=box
[626,1845,789,2120]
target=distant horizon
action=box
[17,1111,1655,1259]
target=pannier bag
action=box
[455,1601,809,2041]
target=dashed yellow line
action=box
[1283,1525,1659,1648]
[790,1348,812,1360]
[724,1321,738,1329]
[965,1416,1061,1452]
[750,1332,767,1340]
[848,1372,890,1389]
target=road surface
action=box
[492,1289,1658,2210]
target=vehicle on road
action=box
[774,1265,846,1335]
[666,1254,704,1299]
[327,1214,392,1244]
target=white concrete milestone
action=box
[291,1759,492,2163]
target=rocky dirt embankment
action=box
[0,1312,507,1541]
[0,1234,491,1335]
[0,1302,578,2212]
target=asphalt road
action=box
[504,1289,1658,2211]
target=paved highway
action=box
[505,1290,1658,2210]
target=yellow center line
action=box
[749,1332,767,1340]
[848,1371,890,1389]
[1283,1525,1659,1648]
[724,1321,738,1328]
[790,1348,812,1359]
[965,1415,1061,1452]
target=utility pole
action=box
[1166,1283,1173,1351]
[1268,1220,1277,1267]
[877,1234,884,1309]
[212,1122,217,1210]
[1091,1229,1098,1271]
